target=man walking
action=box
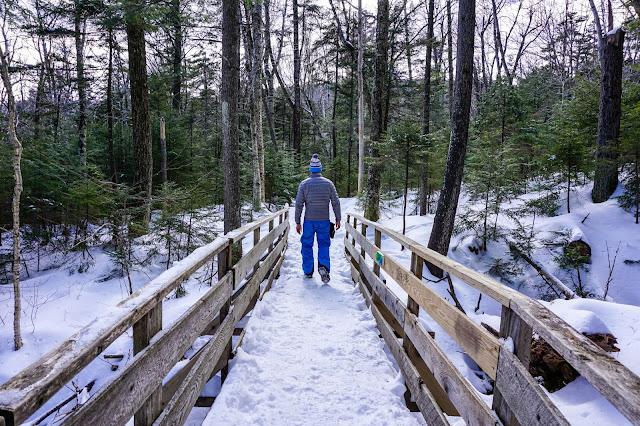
[295,154,341,283]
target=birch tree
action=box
[244,0,266,210]
[0,39,23,350]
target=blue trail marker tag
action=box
[376,251,384,266]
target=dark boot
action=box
[318,264,330,283]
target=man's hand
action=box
[335,221,341,230]
[296,224,302,234]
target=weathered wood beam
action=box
[346,222,500,379]
[64,274,233,425]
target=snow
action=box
[203,209,424,425]
[1,182,640,425]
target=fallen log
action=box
[507,242,575,300]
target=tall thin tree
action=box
[419,0,435,216]
[427,0,475,277]
[593,5,625,203]
[74,0,88,165]
[125,0,153,227]
[364,0,390,221]
[1,43,23,350]
[357,0,365,193]
[292,0,302,156]
[222,0,242,233]
[245,0,266,209]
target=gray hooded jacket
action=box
[294,173,341,224]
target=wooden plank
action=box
[226,206,288,243]
[154,308,236,425]
[373,229,382,277]
[409,244,518,307]
[233,220,288,286]
[64,274,233,426]
[344,237,406,328]
[493,306,533,426]
[495,346,569,426]
[253,227,261,273]
[346,222,500,379]
[156,240,285,425]
[403,313,499,426]
[235,234,287,319]
[357,275,449,426]
[195,397,215,407]
[259,242,287,301]
[512,297,640,424]
[360,223,368,258]
[133,302,163,426]
[347,212,519,307]
[349,213,414,249]
[404,254,459,417]
[0,237,230,426]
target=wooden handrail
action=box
[0,206,290,426]
[345,213,640,426]
[348,213,520,306]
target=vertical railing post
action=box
[253,227,261,272]
[493,305,533,425]
[373,229,382,277]
[360,223,368,258]
[217,242,232,383]
[269,219,274,251]
[402,253,459,415]
[352,218,357,246]
[133,302,163,425]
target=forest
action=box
[1,0,640,353]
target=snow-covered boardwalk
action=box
[203,215,423,425]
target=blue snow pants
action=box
[301,220,331,275]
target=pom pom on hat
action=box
[309,154,322,172]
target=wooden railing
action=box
[345,213,640,426]
[0,207,290,426]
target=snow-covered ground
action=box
[203,210,424,425]
[1,182,639,424]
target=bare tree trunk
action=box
[490,0,510,80]
[171,0,183,111]
[593,28,624,203]
[247,0,266,210]
[419,0,435,216]
[263,0,279,152]
[404,0,413,82]
[427,0,475,278]
[293,0,302,156]
[1,44,23,350]
[347,62,355,197]
[630,0,640,17]
[447,0,454,118]
[357,0,365,193]
[364,0,390,221]
[222,0,242,233]
[588,0,604,59]
[160,118,167,184]
[126,2,153,227]
[331,39,339,163]
[107,26,117,183]
[74,0,87,165]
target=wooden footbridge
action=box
[1,207,639,426]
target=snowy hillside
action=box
[1,185,639,425]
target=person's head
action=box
[309,154,322,173]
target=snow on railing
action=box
[0,206,289,426]
[345,212,640,426]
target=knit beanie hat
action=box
[309,154,322,172]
